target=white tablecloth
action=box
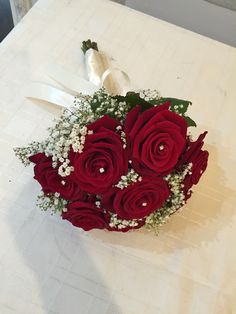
[0,0,235,313]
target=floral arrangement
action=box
[14,40,209,233]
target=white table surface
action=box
[0,0,236,313]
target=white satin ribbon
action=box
[27,62,131,108]
[85,48,131,95]
[101,67,131,96]
[47,63,98,96]
[85,48,107,86]
[26,64,100,109]
[26,83,75,109]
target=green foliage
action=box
[81,39,98,54]
[183,116,197,127]
[114,92,153,110]
[150,97,189,112]
[90,89,196,127]
[150,97,197,127]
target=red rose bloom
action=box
[184,150,209,189]
[179,132,209,193]
[71,115,128,194]
[29,153,82,200]
[102,177,170,220]
[62,201,108,231]
[125,103,187,176]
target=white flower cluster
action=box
[72,94,94,123]
[109,213,140,230]
[58,163,74,177]
[105,99,124,116]
[14,141,45,166]
[116,125,127,148]
[111,101,128,120]
[138,89,161,102]
[115,168,142,189]
[43,117,77,177]
[172,103,187,117]
[37,191,68,214]
[91,89,129,121]
[145,163,193,231]
[69,125,93,153]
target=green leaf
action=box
[183,115,197,127]
[152,97,192,115]
[150,97,197,126]
[81,39,98,54]
[113,92,153,112]
[91,90,197,127]
[147,97,197,127]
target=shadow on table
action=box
[4,181,122,313]
[90,143,236,254]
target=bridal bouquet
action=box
[14,40,209,233]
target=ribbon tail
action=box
[26,83,75,109]
[46,63,98,96]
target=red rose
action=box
[179,132,209,195]
[29,153,83,200]
[102,177,170,220]
[184,150,208,188]
[125,103,187,176]
[62,201,108,231]
[71,115,128,194]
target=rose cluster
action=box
[29,101,209,232]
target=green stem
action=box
[81,39,99,54]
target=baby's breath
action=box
[145,163,192,232]
[115,169,142,189]
[37,192,68,214]
[14,141,45,166]
[91,88,129,121]
[138,89,161,102]
[109,213,141,230]
[115,125,127,148]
